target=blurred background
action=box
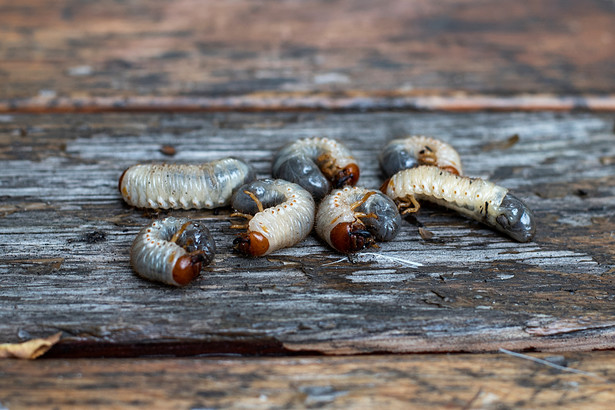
[2,0,614,110]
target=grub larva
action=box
[119,157,255,209]
[381,165,535,242]
[272,137,360,201]
[130,217,216,286]
[230,179,315,257]
[316,186,401,253]
[379,135,463,178]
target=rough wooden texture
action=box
[2,0,615,111]
[1,352,614,408]
[1,111,614,356]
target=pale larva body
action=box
[379,135,463,178]
[272,137,360,201]
[231,179,315,256]
[316,186,401,253]
[130,217,216,286]
[119,158,255,209]
[382,166,535,242]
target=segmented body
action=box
[379,135,462,178]
[119,158,255,209]
[382,166,535,242]
[231,179,315,256]
[316,186,401,253]
[130,217,216,286]
[272,137,360,201]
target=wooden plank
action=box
[1,111,615,356]
[2,0,615,109]
[1,352,614,408]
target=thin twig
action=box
[358,252,423,268]
[498,348,608,381]
[322,257,348,267]
[323,253,423,268]
[462,387,483,410]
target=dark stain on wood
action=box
[67,230,107,244]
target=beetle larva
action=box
[130,217,216,286]
[379,135,463,178]
[272,137,360,201]
[119,157,255,209]
[316,186,402,253]
[381,166,535,242]
[230,179,315,257]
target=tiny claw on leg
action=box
[231,212,253,220]
[398,195,421,215]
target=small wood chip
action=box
[0,332,61,359]
[160,145,176,156]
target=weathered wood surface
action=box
[2,0,615,112]
[1,111,614,356]
[1,352,614,409]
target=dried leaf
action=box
[600,156,615,165]
[418,227,434,240]
[481,134,520,151]
[0,332,61,359]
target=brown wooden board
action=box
[0,111,614,356]
[2,0,615,109]
[1,352,614,408]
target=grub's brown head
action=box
[233,232,270,257]
[172,254,205,286]
[333,163,360,188]
[329,222,375,254]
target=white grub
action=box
[272,137,360,201]
[316,186,401,253]
[383,166,535,242]
[119,157,255,209]
[130,217,215,286]
[231,179,315,257]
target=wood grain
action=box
[1,0,615,110]
[1,111,614,356]
[1,353,614,409]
